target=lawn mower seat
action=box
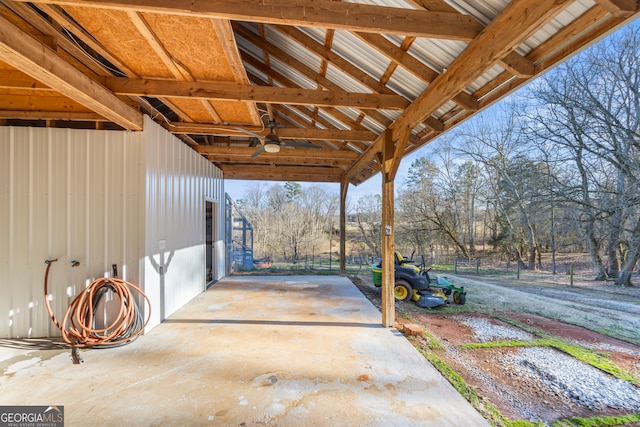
[395,251,420,274]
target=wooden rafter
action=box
[165,122,376,142]
[271,25,395,96]
[218,163,344,181]
[242,55,378,136]
[17,0,485,40]
[0,14,143,130]
[195,145,356,158]
[102,77,409,110]
[392,0,573,136]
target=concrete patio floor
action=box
[0,275,489,426]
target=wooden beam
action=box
[208,155,353,167]
[343,134,383,183]
[167,122,376,142]
[387,127,410,181]
[217,163,343,182]
[194,145,358,160]
[354,32,480,112]
[339,177,348,275]
[210,18,262,125]
[248,29,420,141]
[0,15,143,130]
[526,6,609,65]
[423,116,445,133]
[102,77,409,110]
[392,0,572,135]
[20,0,484,40]
[593,0,638,17]
[381,129,395,328]
[0,1,109,78]
[242,53,377,133]
[0,69,53,90]
[499,51,534,78]
[0,110,107,121]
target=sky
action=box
[223,147,427,205]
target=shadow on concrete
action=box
[163,318,382,328]
[0,338,68,350]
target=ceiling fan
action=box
[237,117,323,158]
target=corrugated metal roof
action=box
[269,56,319,89]
[468,63,507,93]
[360,115,387,134]
[522,0,597,56]
[385,66,428,101]
[325,63,372,93]
[448,0,506,25]
[233,0,627,138]
[317,108,353,130]
[435,100,461,119]
[2,0,639,186]
[330,30,391,82]
[405,37,467,74]
[264,25,324,72]
[298,27,327,45]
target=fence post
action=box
[570,264,574,286]
[476,260,479,275]
[454,259,458,274]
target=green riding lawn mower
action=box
[371,252,466,309]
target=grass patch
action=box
[422,330,444,350]
[461,340,540,349]
[413,341,543,427]
[550,413,640,426]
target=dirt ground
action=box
[352,270,640,426]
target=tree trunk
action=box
[616,218,640,286]
[550,206,557,275]
[606,170,626,278]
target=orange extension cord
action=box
[44,259,151,348]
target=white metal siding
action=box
[142,117,224,330]
[0,118,225,338]
[0,126,144,339]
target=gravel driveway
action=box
[352,271,640,425]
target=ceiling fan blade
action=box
[250,145,265,158]
[282,140,323,149]
[235,126,264,140]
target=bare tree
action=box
[453,103,547,269]
[353,194,382,259]
[239,183,338,263]
[529,23,640,284]
[398,157,471,259]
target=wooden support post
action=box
[381,174,395,327]
[339,178,348,275]
[380,127,410,327]
[381,129,396,327]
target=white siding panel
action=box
[0,128,10,337]
[142,117,225,330]
[1,119,224,338]
[0,126,145,339]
